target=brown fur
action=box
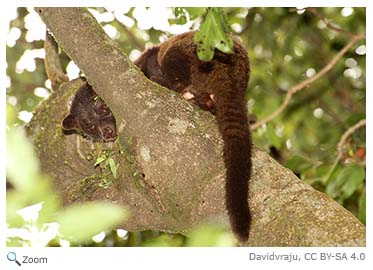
[62,82,117,142]
[135,31,252,242]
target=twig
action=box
[251,34,365,130]
[323,118,366,184]
[306,8,357,37]
[337,118,366,159]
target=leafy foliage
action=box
[185,224,235,247]
[326,164,365,203]
[6,105,127,247]
[56,203,127,245]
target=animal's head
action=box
[62,83,117,142]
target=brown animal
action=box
[62,82,117,142]
[135,31,252,242]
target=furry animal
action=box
[62,82,117,142]
[135,31,252,242]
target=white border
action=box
[0,0,370,7]
[1,1,370,270]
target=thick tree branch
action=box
[30,7,365,246]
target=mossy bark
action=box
[28,7,366,246]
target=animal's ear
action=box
[134,46,161,78]
[62,114,78,130]
[159,42,191,83]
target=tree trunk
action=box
[28,7,365,246]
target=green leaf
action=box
[358,190,366,224]
[301,163,336,185]
[6,127,41,192]
[194,7,234,61]
[108,158,117,178]
[57,202,127,245]
[186,224,235,247]
[6,191,28,227]
[171,8,187,25]
[339,165,365,198]
[266,124,282,149]
[326,164,365,200]
[6,238,23,247]
[94,156,106,166]
[285,155,304,171]
[6,104,17,125]
[98,177,113,189]
[171,8,205,25]
[141,234,184,247]
[184,7,205,20]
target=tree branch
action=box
[30,7,365,246]
[337,119,366,159]
[306,8,358,37]
[252,7,365,130]
[44,31,68,90]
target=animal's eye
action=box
[95,103,111,116]
[106,126,113,134]
[102,126,117,141]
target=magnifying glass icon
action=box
[7,252,21,266]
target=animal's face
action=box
[62,83,117,142]
[63,114,116,142]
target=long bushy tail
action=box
[222,131,251,242]
[213,47,251,242]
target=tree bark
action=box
[29,7,366,246]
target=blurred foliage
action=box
[6,105,128,247]
[6,7,366,246]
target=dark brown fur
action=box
[62,82,117,142]
[135,31,252,242]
